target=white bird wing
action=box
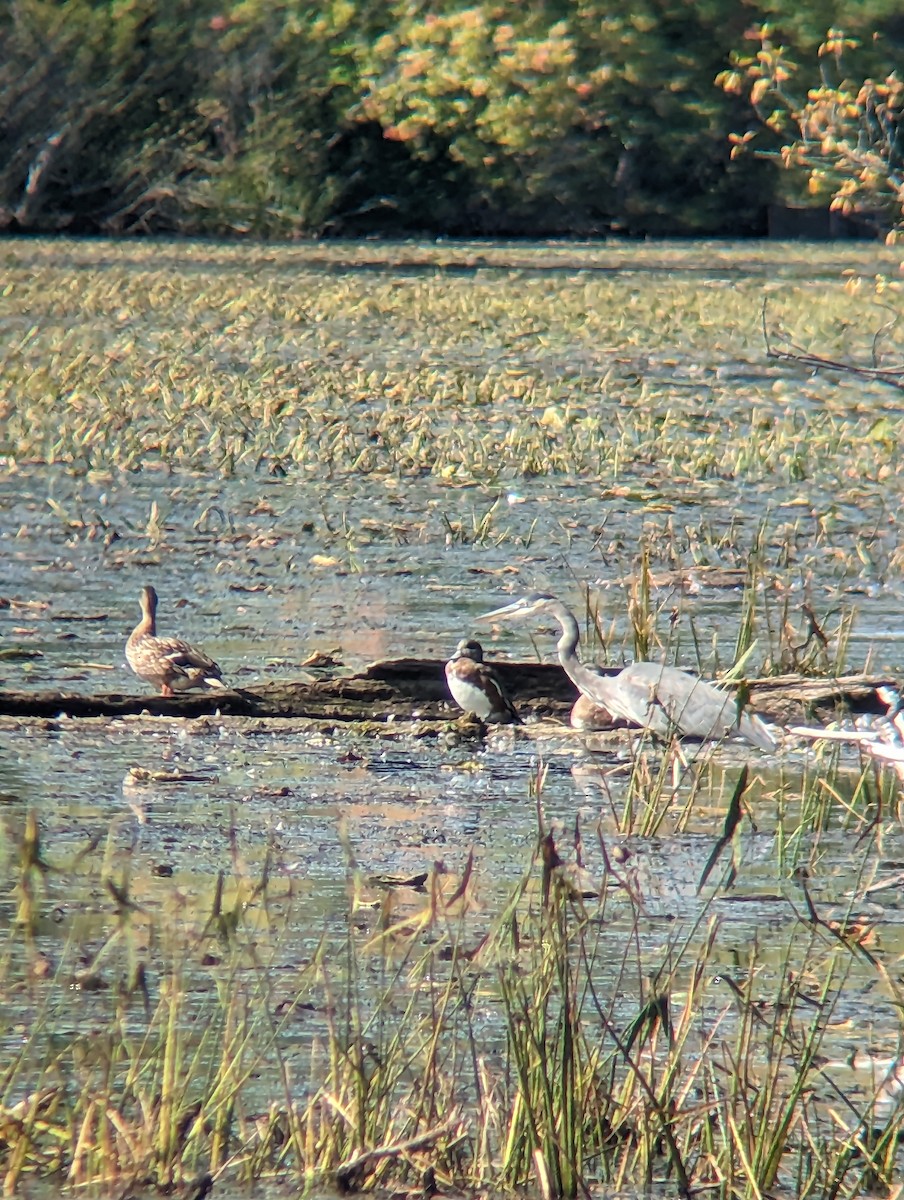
[789,725,881,743]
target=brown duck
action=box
[445,639,521,724]
[570,693,614,731]
[126,585,227,696]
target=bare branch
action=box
[761,298,904,390]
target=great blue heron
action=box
[478,592,776,751]
[126,585,227,696]
[445,638,521,724]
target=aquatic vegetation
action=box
[1,240,900,687]
[1,237,903,1198]
[0,240,901,491]
[1,738,903,1197]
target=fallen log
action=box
[0,660,896,724]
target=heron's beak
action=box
[477,600,524,621]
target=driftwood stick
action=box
[335,1118,462,1192]
[0,659,896,725]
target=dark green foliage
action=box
[0,0,899,236]
[0,0,217,232]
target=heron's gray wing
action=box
[622,663,775,748]
[560,661,653,727]
[615,664,729,738]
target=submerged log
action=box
[0,659,896,725]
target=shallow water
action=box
[1,239,904,1192]
[1,464,902,696]
[1,702,901,1028]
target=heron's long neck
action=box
[551,601,616,703]
[553,604,582,666]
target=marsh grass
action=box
[2,769,904,1198]
[582,517,858,684]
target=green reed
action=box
[1,781,904,1197]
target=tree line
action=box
[1,0,901,238]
